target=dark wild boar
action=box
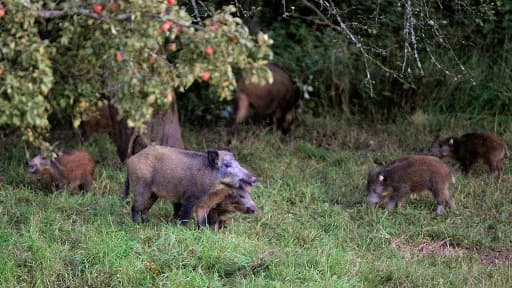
[122,145,257,226]
[231,63,299,140]
[367,155,455,215]
[431,132,507,179]
[78,105,113,143]
[204,182,258,230]
[28,151,95,192]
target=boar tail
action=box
[119,171,130,202]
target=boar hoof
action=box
[179,219,190,226]
[436,205,446,215]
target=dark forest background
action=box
[178,0,512,125]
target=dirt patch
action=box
[390,237,512,267]
[416,240,465,257]
[476,249,512,267]
[391,238,465,259]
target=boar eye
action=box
[223,161,232,168]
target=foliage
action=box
[0,1,273,147]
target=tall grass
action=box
[1,113,511,286]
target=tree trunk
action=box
[109,101,184,163]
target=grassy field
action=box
[1,113,511,287]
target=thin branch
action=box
[303,0,406,96]
[403,0,424,75]
[37,9,204,30]
[189,0,201,22]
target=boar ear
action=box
[449,138,454,145]
[207,150,220,168]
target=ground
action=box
[0,112,511,286]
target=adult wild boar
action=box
[431,132,507,179]
[122,145,257,226]
[204,182,258,230]
[231,63,299,139]
[28,151,95,192]
[367,155,455,215]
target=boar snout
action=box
[243,174,257,185]
[243,198,259,214]
[28,164,38,173]
[430,147,441,157]
[27,155,43,173]
[245,204,258,214]
[238,190,258,214]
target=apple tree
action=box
[0,1,273,160]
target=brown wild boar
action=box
[78,104,113,143]
[28,151,96,192]
[431,132,507,179]
[231,63,299,139]
[122,145,257,226]
[367,155,455,215]
[204,182,258,230]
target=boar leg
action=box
[229,93,250,142]
[172,203,182,222]
[141,193,158,223]
[206,213,221,230]
[396,195,408,209]
[178,201,195,225]
[460,159,476,175]
[131,184,151,223]
[496,157,504,181]
[83,177,93,192]
[486,157,502,179]
[434,185,454,215]
[435,201,446,215]
[386,185,407,211]
[385,195,399,211]
[281,110,295,135]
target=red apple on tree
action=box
[160,21,172,32]
[201,71,210,81]
[167,0,177,6]
[205,46,214,56]
[208,23,220,31]
[93,4,102,14]
[0,7,5,17]
[116,51,124,62]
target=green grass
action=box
[1,113,512,287]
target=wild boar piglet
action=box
[367,155,455,215]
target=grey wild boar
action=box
[231,63,300,139]
[28,151,95,192]
[205,182,258,230]
[122,145,257,226]
[367,155,455,215]
[431,132,507,179]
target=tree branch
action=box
[301,0,414,97]
[37,9,203,30]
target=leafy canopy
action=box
[0,1,273,147]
